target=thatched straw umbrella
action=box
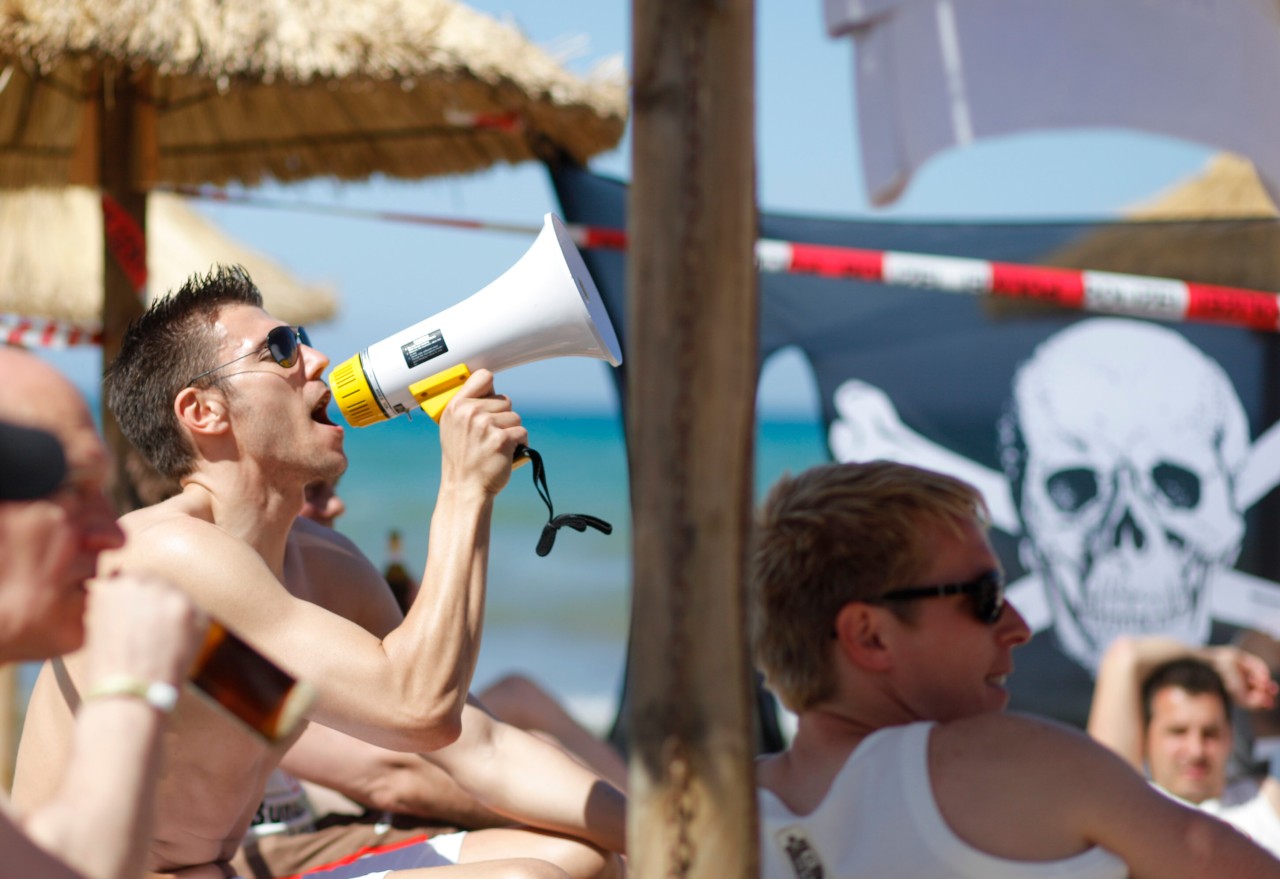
[0,0,626,187]
[1126,153,1279,220]
[0,0,627,507]
[0,188,337,330]
[1044,153,1280,290]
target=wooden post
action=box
[97,66,150,513]
[0,666,17,791]
[627,2,759,878]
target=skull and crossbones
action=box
[829,317,1280,673]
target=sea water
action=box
[338,408,829,734]
[18,406,830,737]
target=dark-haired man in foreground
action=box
[751,460,1279,878]
[14,266,623,879]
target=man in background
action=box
[1087,635,1273,809]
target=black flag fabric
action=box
[549,161,1280,730]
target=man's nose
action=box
[998,601,1032,646]
[1186,731,1211,758]
[302,342,330,379]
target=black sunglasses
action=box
[188,326,311,386]
[878,570,1007,624]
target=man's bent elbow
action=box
[421,714,463,752]
[389,705,463,754]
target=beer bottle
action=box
[384,529,414,613]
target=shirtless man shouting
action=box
[14,266,624,879]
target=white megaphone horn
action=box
[329,213,622,427]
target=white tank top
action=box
[758,721,1128,879]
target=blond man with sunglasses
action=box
[14,266,623,879]
[751,460,1279,878]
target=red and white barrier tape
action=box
[177,189,1280,332]
[101,193,149,294]
[0,314,101,348]
[753,240,1280,333]
[18,192,1280,349]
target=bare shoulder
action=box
[933,710,1095,753]
[108,499,280,609]
[931,711,1136,793]
[290,514,364,555]
[927,711,1177,863]
[931,711,1150,813]
[117,503,248,565]
[286,517,400,632]
[114,492,218,551]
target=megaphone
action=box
[329,213,622,427]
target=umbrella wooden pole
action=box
[98,71,149,514]
[0,665,17,790]
[627,1,758,878]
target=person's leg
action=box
[458,827,621,879]
[300,846,570,879]
[478,675,628,791]
[358,862,570,879]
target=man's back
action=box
[749,461,1280,878]
[759,718,1127,879]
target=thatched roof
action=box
[0,188,337,325]
[1041,153,1280,291]
[1125,153,1279,219]
[0,0,628,187]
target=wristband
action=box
[84,675,180,714]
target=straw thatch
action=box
[0,0,628,188]
[1125,153,1279,220]
[1042,153,1280,291]
[0,188,337,325]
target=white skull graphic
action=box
[999,319,1250,671]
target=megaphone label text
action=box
[401,330,449,369]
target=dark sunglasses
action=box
[188,326,311,386]
[878,570,1007,624]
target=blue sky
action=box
[45,1,1218,417]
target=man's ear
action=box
[834,601,894,672]
[174,386,229,438]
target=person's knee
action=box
[461,830,616,879]
[529,838,617,879]
[492,858,571,879]
[480,674,551,727]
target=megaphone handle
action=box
[409,366,528,470]
[409,365,473,423]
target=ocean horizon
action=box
[339,407,829,732]
[23,400,830,736]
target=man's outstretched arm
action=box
[136,370,527,756]
[280,721,511,829]
[425,699,627,855]
[282,699,626,855]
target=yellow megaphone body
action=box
[329,213,622,426]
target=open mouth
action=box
[312,392,337,426]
